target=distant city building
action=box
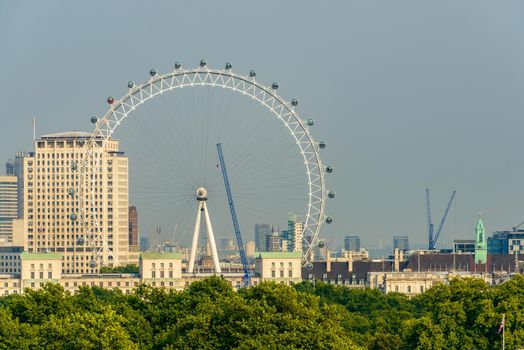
[265,230,281,252]
[245,241,255,258]
[281,213,303,252]
[254,224,270,252]
[487,230,524,255]
[129,206,138,246]
[220,238,235,251]
[0,176,18,243]
[16,132,132,273]
[475,217,487,264]
[453,239,475,253]
[7,154,26,219]
[393,236,409,252]
[140,237,150,252]
[344,235,361,252]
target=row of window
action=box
[271,270,294,278]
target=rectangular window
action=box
[288,270,293,278]
[271,270,276,278]
[152,271,156,278]
[280,270,284,278]
[48,271,52,279]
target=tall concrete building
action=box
[0,176,18,243]
[255,224,270,252]
[393,236,409,252]
[17,131,131,273]
[344,235,361,252]
[129,206,138,246]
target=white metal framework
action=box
[79,62,329,265]
[188,187,221,273]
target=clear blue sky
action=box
[1,1,524,249]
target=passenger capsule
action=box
[291,99,298,106]
[127,81,135,89]
[325,165,333,173]
[174,62,182,69]
[89,261,97,268]
[71,162,78,171]
[67,188,75,196]
[249,69,256,77]
[149,68,157,77]
[325,216,333,224]
[318,241,325,248]
[225,62,232,70]
[90,116,98,124]
[200,59,207,67]
[328,191,335,199]
[77,138,86,146]
[307,119,314,126]
[107,97,115,105]
[271,82,279,90]
[70,213,77,221]
[319,141,326,149]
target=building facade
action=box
[0,176,18,243]
[453,239,475,253]
[393,236,409,252]
[18,132,131,273]
[254,224,270,252]
[255,252,302,285]
[0,251,303,296]
[344,235,361,252]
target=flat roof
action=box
[40,131,93,139]
[140,252,183,260]
[20,252,63,260]
[256,252,302,259]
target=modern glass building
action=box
[344,235,361,252]
[393,236,409,252]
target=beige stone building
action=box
[0,251,307,296]
[255,252,303,285]
[15,132,131,274]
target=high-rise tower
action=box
[474,215,487,264]
[19,131,131,273]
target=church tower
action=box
[474,215,487,264]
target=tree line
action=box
[0,275,523,349]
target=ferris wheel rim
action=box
[79,63,328,265]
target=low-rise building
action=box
[255,252,302,285]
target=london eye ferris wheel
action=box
[76,60,334,267]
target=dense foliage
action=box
[0,275,523,349]
[99,264,139,274]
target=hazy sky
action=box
[1,1,524,250]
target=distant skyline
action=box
[1,1,524,249]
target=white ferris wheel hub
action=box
[196,187,208,201]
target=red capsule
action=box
[107,97,115,104]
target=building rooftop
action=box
[256,252,302,259]
[40,131,94,139]
[140,252,183,260]
[20,252,63,260]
